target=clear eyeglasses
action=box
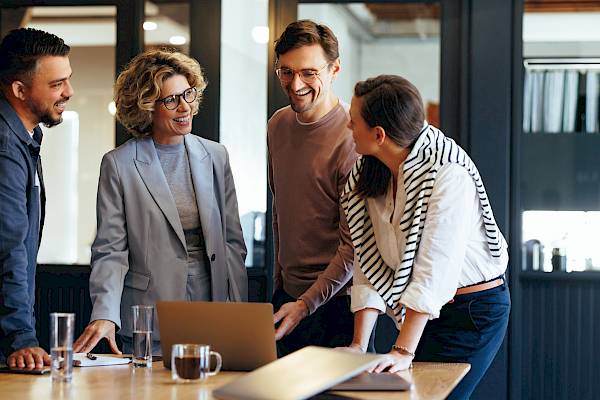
[275,63,330,84]
[156,87,197,110]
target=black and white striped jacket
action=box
[340,124,507,324]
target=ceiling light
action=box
[169,35,186,45]
[251,26,269,44]
[143,21,157,31]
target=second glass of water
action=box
[132,305,153,368]
[50,312,75,382]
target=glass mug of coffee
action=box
[171,344,222,382]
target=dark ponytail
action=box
[353,75,425,198]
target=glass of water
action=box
[132,305,153,368]
[50,313,75,382]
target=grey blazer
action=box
[89,135,247,339]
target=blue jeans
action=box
[413,282,510,400]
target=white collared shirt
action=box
[350,163,508,324]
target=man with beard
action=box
[0,28,73,370]
[268,20,358,356]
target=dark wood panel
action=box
[190,0,221,142]
[365,3,440,20]
[520,278,600,399]
[34,265,268,353]
[525,0,600,12]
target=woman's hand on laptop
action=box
[273,300,309,340]
[73,320,121,354]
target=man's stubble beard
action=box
[29,99,64,128]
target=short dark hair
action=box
[354,75,425,198]
[274,20,339,63]
[0,28,70,88]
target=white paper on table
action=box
[73,353,131,367]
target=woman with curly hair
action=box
[73,49,247,355]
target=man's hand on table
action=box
[273,300,309,340]
[7,347,50,370]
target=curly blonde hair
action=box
[114,49,207,138]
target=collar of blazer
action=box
[133,135,215,254]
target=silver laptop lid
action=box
[213,346,383,400]
[156,301,277,371]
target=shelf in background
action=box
[521,271,600,281]
[521,133,600,211]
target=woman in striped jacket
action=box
[341,75,510,399]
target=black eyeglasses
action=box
[156,87,197,110]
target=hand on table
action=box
[273,300,308,340]
[368,350,413,373]
[73,319,121,354]
[7,347,50,370]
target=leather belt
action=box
[448,277,504,303]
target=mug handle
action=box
[209,351,222,376]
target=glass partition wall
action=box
[220,0,269,268]
[298,2,440,124]
[521,8,600,273]
[0,2,203,266]
[13,6,118,265]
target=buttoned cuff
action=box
[350,284,387,314]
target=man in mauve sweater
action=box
[268,20,358,356]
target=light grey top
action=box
[155,141,211,301]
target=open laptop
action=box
[213,346,383,400]
[156,301,277,371]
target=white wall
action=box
[220,0,269,266]
[299,4,363,105]
[361,38,440,106]
[36,46,116,265]
[220,0,268,218]
[38,112,79,264]
[299,5,440,107]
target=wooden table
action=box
[0,361,469,400]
